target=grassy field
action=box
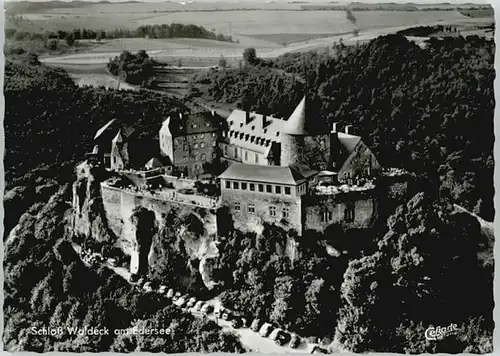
[10,8,491,45]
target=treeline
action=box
[5,23,233,43]
[3,187,245,352]
[4,56,186,190]
[199,34,495,221]
[396,25,459,37]
[210,192,493,353]
[107,50,157,88]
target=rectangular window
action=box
[250,184,255,191]
[255,154,259,163]
[266,185,272,193]
[269,206,276,217]
[275,186,281,194]
[345,203,355,222]
[245,151,248,160]
[234,202,241,211]
[233,182,239,189]
[194,143,199,149]
[282,207,290,219]
[258,184,264,192]
[321,210,333,222]
[285,187,291,195]
[241,182,247,190]
[201,142,205,148]
[235,148,239,159]
[225,181,230,189]
[248,204,255,214]
[224,145,228,155]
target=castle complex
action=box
[90,96,390,236]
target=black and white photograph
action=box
[2,0,496,352]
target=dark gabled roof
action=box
[218,162,318,185]
[94,119,136,141]
[330,132,362,169]
[168,111,221,136]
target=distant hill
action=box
[4,0,142,14]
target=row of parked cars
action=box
[214,306,302,349]
[129,275,215,315]
[128,275,307,351]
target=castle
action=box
[89,96,386,236]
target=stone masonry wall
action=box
[221,189,302,235]
[303,191,377,232]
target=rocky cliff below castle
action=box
[70,161,224,290]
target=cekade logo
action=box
[425,324,458,341]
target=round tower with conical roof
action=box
[280,96,312,166]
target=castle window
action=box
[200,142,205,148]
[233,182,239,189]
[345,203,355,222]
[194,143,199,149]
[225,181,230,189]
[248,204,255,214]
[275,186,281,194]
[183,144,187,151]
[258,184,264,192]
[251,126,255,130]
[282,207,290,219]
[199,134,205,139]
[276,132,280,137]
[255,154,259,163]
[320,210,333,222]
[241,182,247,190]
[245,151,248,160]
[235,148,239,159]
[285,187,291,195]
[234,202,241,211]
[266,185,272,193]
[269,206,276,217]
[250,184,255,191]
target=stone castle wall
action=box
[303,190,377,232]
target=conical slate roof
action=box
[282,96,312,135]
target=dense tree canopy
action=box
[199,35,495,220]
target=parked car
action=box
[259,323,274,337]
[269,328,282,341]
[222,310,232,321]
[166,289,174,299]
[158,285,167,294]
[289,334,301,349]
[311,346,329,354]
[175,297,187,308]
[201,303,214,315]
[172,292,182,302]
[214,306,224,318]
[231,317,243,329]
[250,318,262,332]
[187,297,197,308]
[194,301,204,311]
[143,282,153,293]
[275,331,291,346]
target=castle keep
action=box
[87,96,387,237]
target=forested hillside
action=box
[199,35,495,221]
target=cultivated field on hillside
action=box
[12,8,489,44]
